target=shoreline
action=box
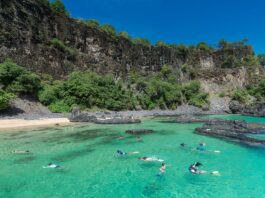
[0,118,71,132]
[0,106,229,131]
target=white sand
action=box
[0,118,70,131]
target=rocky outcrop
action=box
[0,0,263,84]
[195,120,265,145]
[229,101,265,117]
[160,115,222,123]
[69,110,141,124]
[94,118,141,124]
[125,129,154,135]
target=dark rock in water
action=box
[161,115,222,123]
[126,129,154,135]
[195,120,265,145]
[229,101,265,117]
[69,110,141,124]
[94,118,141,124]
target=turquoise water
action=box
[1,115,265,197]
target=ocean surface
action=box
[1,115,265,198]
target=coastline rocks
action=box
[69,113,97,122]
[229,101,265,117]
[195,120,265,145]
[69,110,141,124]
[125,129,154,135]
[160,115,223,123]
[94,117,141,124]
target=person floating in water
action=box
[117,150,139,156]
[189,162,206,174]
[189,162,220,175]
[136,136,143,142]
[43,163,63,169]
[159,163,166,174]
[12,150,31,154]
[117,150,127,156]
[180,143,186,147]
[138,157,164,162]
[196,142,206,151]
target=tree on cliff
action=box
[51,0,69,16]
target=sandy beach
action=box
[0,118,71,131]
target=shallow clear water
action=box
[1,115,265,197]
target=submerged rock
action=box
[94,118,141,124]
[195,120,265,145]
[161,115,222,123]
[126,129,154,135]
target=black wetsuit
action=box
[189,164,198,174]
[117,150,127,156]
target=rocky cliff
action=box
[0,0,263,87]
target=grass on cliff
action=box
[49,38,78,60]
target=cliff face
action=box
[0,0,263,86]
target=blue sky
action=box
[62,0,265,54]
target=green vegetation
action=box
[170,44,188,59]
[49,38,77,59]
[231,89,249,103]
[0,59,41,110]
[39,71,136,112]
[196,42,212,53]
[257,54,265,66]
[51,0,69,16]
[0,89,14,110]
[181,64,197,79]
[156,41,167,47]
[48,100,71,113]
[218,39,249,50]
[101,24,116,36]
[246,78,265,102]
[219,92,226,98]
[119,32,131,40]
[0,59,209,113]
[0,60,41,95]
[133,38,151,46]
[84,19,100,28]
[230,76,265,104]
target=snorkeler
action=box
[12,150,31,154]
[136,136,143,142]
[43,163,63,169]
[196,142,206,151]
[117,150,127,156]
[180,143,186,147]
[117,150,139,156]
[189,162,220,175]
[189,162,206,174]
[138,157,164,162]
[159,163,166,174]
